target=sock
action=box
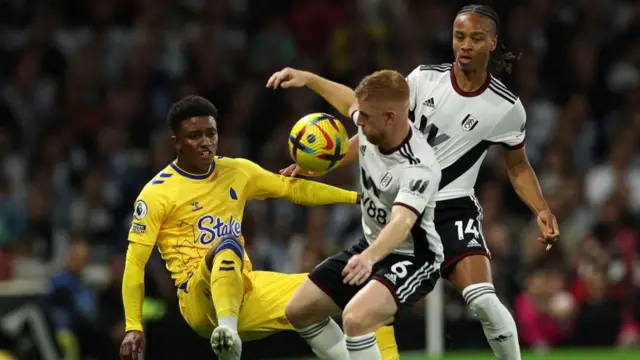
[345,333,382,360]
[218,316,237,330]
[463,283,521,360]
[296,318,349,360]
[375,326,399,360]
[210,236,245,331]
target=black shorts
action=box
[435,196,491,278]
[308,239,440,312]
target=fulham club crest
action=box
[461,114,479,132]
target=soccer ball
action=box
[288,113,349,173]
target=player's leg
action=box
[447,255,520,360]
[342,281,396,360]
[236,271,309,340]
[285,243,371,360]
[205,236,245,359]
[177,257,218,338]
[238,270,400,360]
[438,199,520,360]
[285,274,348,359]
[375,325,400,360]
[342,255,440,360]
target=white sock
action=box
[345,333,382,360]
[296,318,349,360]
[463,283,521,360]
[218,316,238,332]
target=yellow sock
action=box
[210,236,244,330]
[376,325,400,360]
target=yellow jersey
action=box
[126,156,358,286]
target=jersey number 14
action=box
[454,219,480,240]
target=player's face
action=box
[452,14,496,71]
[355,99,393,145]
[174,116,218,172]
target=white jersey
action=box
[406,63,526,201]
[351,111,443,259]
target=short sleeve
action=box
[406,65,422,111]
[128,186,167,246]
[393,165,441,217]
[486,99,526,149]
[349,109,359,126]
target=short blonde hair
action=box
[354,70,409,106]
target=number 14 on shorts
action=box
[454,219,480,240]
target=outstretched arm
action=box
[240,158,358,205]
[267,67,358,117]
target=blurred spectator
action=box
[572,268,627,347]
[515,261,575,350]
[46,235,114,360]
[585,131,640,213]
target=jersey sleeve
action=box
[486,99,527,149]
[393,165,441,217]
[128,185,167,246]
[238,158,357,204]
[406,65,422,112]
[349,109,359,126]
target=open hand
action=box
[279,163,323,177]
[266,67,309,89]
[342,254,374,286]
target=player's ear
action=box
[383,111,393,125]
[171,135,180,150]
[491,35,497,52]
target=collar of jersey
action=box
[169,161,216,180]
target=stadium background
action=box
[0,0,639,359]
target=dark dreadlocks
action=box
[457,5,521,74]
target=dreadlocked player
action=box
[269,4,560,360]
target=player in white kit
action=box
[271,70,442,360]
[269,5,560,360]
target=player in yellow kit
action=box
[119,96,399,360]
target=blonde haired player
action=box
[119,95,399,360]
[268,71,443,360]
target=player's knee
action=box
[342,309,371,336]
[208,236,243,270]
[284,299,311,328]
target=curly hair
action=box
[166,95,218,134]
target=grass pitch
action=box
[291,348,640,360]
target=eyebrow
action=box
[454,29,488,34]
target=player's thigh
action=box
[236,271,307,339]
[177,259,217,338]
[436,198,491,279]
[372,253,441,313]
[448,255,493,293]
